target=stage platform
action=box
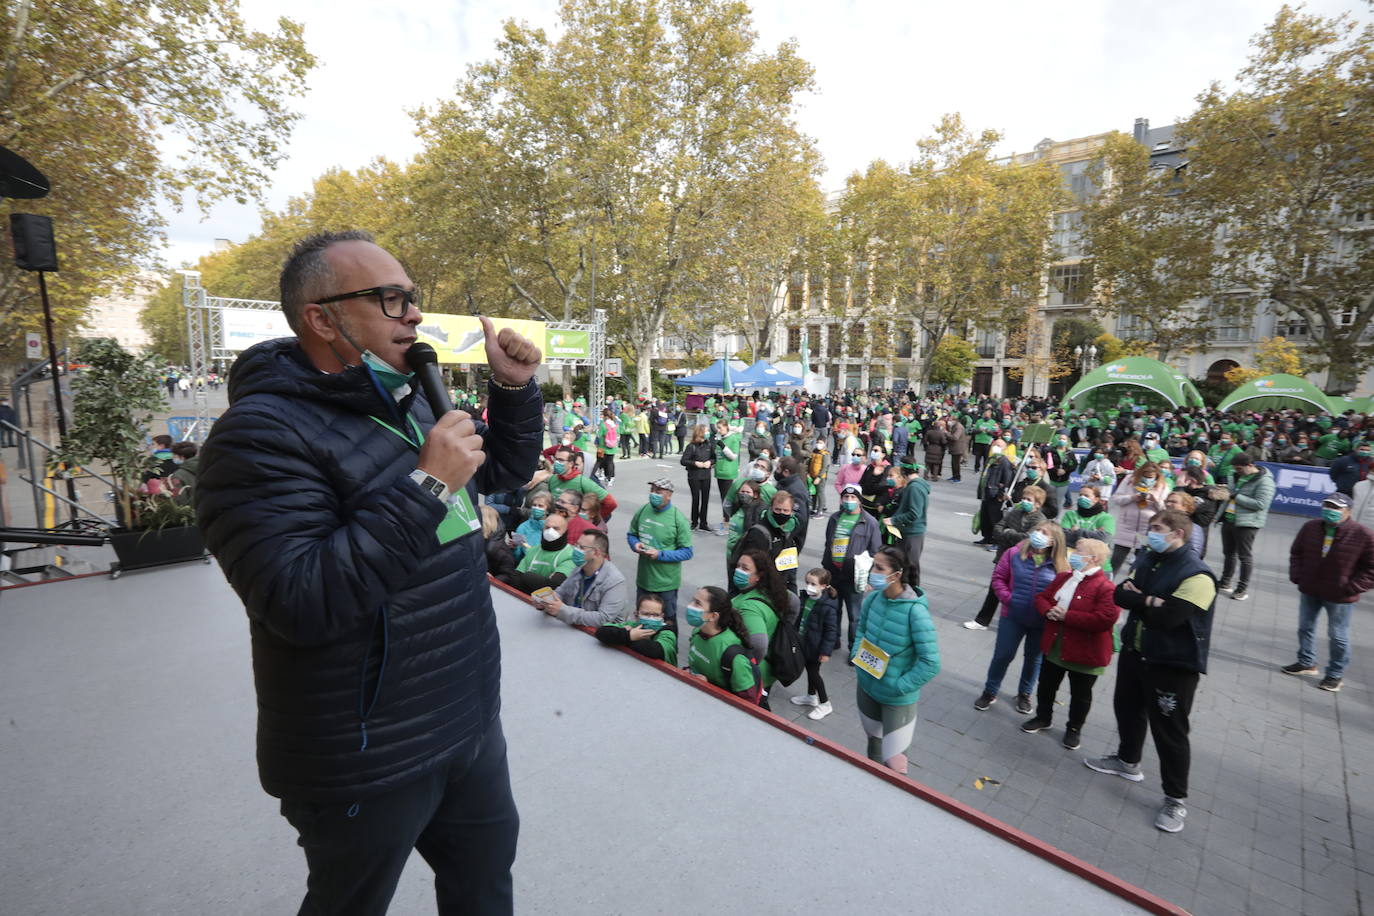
[1,565,1162,914]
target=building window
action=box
[976,329,998,358]
[1116,314,1147,340]
[1276,313,1309,339]
[1048,264,1089,306]
[809,271,825,311]
[895,328,914,359]
[1060,159,1095,202]
[1052,212,1085,259]
[787,326,802,353]
[847,322,866,357]
[826,325,841,357]
[788,272,804,311]
[1211,314,1249,342]
[851,261,869,310]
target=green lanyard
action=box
[370,414,426,450]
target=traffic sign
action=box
[25,332,41,360]
[605,358,623,378]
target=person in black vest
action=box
[1085,508,1216,835]
[774,455,812,551]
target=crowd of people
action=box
[475,384,1373,835]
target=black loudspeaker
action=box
[11,213,57,271]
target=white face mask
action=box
[542,528,562,543]
[805,583,822,597]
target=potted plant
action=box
[53,337,207,573]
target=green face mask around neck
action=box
[363,350,415,392]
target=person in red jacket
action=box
[1020,537,1120,749]
[1280,493,1374,693]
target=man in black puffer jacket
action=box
[197,231,543,915]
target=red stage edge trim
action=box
[489,575,1190,916]
[0,568,111,591]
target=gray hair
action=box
[278,230,375,333]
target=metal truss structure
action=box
[183,272,608,437]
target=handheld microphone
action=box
[404,343,455,415]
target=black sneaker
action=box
[1015,693,1033,715]
[1020,717,1052,734]
[1217,582,1234,594]
[974,691,997,711]
[1062,727,1082,749]
[1281,662,1318,676]
[1231,590,1249,601]
[1318,676,1343,692]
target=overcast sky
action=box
[162,0,1371,268]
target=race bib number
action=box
[437,490,482,545]
[852,638,890,679]
[774,547,799,572]
[830,536,849,562]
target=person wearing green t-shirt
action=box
[712,419,742,525]
[1059,485,1118,572]
[548,447,619,519]
[972,412,999,473]
[1208,436,1245,487]
[593,593,679,664]
[685,586,762,703]
[514,512,578,593]
[626,478,694,633]
[731,548,796,703]
[724,458,777,520]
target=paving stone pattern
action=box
[595,445,1368,916]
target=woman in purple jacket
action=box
[974,521,1069,714]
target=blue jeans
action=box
[1297,592,1352,679]
[983,615,1044,697]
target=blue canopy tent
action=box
[733,359,803,389]
[673,358,750,391]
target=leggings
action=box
[857,688,917,763]
[594,452,615,481]
[687,477,711,528]
[715,478,731,523]
[805,659,829,704]
[1110,544,1134,580]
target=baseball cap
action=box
[649,477,675,492]
[1322,493,1351,509]
[840,484,862,496]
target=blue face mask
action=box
[1025,469,1039,481]
[362,351,414,391]
[1018,500,1033,512]
[1140,477,1157,488]
[884,477,895,487]
[868,569,891,590]
[1029,530,1050,549]
[530,507,547,520]
[1077,496,1095,510]
[637,616,664,630]
[648,492,665,509]
[571,547,587,566]
[552,461,567,475]
[782,447,792,456]
[1322,508,1343,524]
[684,605,705,628]
[1146,530,1170,552]
[850,455,862,464]
[732,568,753,589]
[842,498,859,513]
[1068,553,1086,571]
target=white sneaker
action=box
[962,620,988,631]
[808,701,833,720]
[789,694,819,707]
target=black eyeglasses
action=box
[316,285,421,318]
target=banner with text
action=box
[1063,449,1330,518]
[545,329,590,360]
[415,315,545,365]
[222,308,293,352]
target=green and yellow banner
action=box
[414,314,590,363]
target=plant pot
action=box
[108,525,208,577]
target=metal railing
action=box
[2,420,118,528]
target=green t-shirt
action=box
[1315,433,1348,461]
[689,628,755,692]
[548,473,608,501]
[973,419,999,445]
[606,620,678,660]
[516,542,577,579]
[830,511,859,563]
[629,503,692,592]
[1058,510,1117,570]
[733,588,780,686]
[714,432,742,480]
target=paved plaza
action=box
[593,447,1369,916]
[1,406,1369,915]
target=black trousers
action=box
[948,453,963,480]
[971,441,989,473]
[1110,544,1134,580]
[805,658,829,703]
[1035,657,1099,729]
[280,718,519,916]
[974,583,1000,627]
[1112,650,1199,800]
[687,477,711,528]
[715,478,731,523]
[835,578,862,653]
[594,452,615,481]
[1219,523,1257,590]
[900,533,924,587]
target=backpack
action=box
[766,610,807,687]
[719,644,764,705]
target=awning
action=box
[1062,357,1190,410]
[1217,374,1333,414]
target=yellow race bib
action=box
[852,638,891,679]
[774,546,799,571]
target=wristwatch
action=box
[409,469,451,502]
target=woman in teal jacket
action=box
[852,546,941,775]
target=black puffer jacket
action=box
[196,339,542,802]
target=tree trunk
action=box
[634,335,656,399]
